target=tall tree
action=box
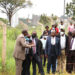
[73,0,75,3]
[66,0,75,20]
[0,0,32,26]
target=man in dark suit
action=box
[66,30,75,75]
[45,29,61,75]
[57,28,68,73]
[22,34,32,75]
[31,32,44,75]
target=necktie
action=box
[32,39,36,54]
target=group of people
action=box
[13,21,75,75]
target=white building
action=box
[11,12,19,27]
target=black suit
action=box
[46,36,61,74]
[22,54,31,75]
[21,39,33,75]
[66,36,75,73]
[22,45,32,75]
[30,38,44,75]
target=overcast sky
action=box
[0,0,72,19]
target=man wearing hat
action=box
[45,29,61,75]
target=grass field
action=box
[0,25,75,75]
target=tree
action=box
[0,0,32,26]
[73,0,75,3]
[51,14,58,21]
[39,14,51,26]
[66,0,75,20]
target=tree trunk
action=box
[8,15,12,26]
[2,22,7,69]
[8,12,12,26]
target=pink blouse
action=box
[68,25,74,32]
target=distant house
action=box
[60,15,68,21]
[31,15,40,25]
[19,15,40,26]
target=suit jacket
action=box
[31,38,43,56]
[65,35,72,55]
[45,36,61,56]
[13,34,30,60]
[57,34,68,52]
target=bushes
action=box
[0,24,43,74]
[0,18,8,24]
[7,28,21,40]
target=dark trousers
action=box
[66,50,75,73]
[41,50,46,66]
[22,54,31,75]
[47,55,57,74]
[32,54,44,75]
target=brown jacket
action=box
[13,34,30,60]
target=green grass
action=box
[0,38,16,74]
[0,25,43,75]
[0,25,75,75]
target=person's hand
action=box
[29,45,32,48]
[31,43,35,47]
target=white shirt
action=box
[51,37,56,45]
[59,24,65,32]
[40,39,47,50]
[70,38,75,51]
[60,35,66,49]
[25,40,29,54]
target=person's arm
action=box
[45,38,48,55]
[57,28,59,33]
[68,26,70,31]
[20,37,33,48]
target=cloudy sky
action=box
[0,0,72,19]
